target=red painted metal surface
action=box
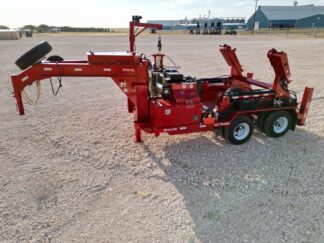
[10,17,314,143]
[88,52,139,64]
[129,19,162,53]
[11,59,149,116]
[220,44,244,77]
[149,100,201,128]
[298,87,314,125]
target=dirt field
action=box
[0,34,323,243]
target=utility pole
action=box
[252,0,260,34]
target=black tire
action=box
[256,112,269,132]
[47,55,64,62]
[15,41,52,70]
[216,127,226,139]
[224,116,254,145]
[263,110,292,138]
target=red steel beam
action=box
[129,21,162,53]
[298,87,314,125]
[11,60,149,115]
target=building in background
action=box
[0,30,21,40]
[148,19,198,31]
[148,17,246,34]
[247,4,324,29]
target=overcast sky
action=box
[1,0,324,28]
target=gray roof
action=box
[259,5,324,20]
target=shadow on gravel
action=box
[143,128,324,242]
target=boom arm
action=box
[11,16,163,117]
[11,55,149,116]
[129,16,162,52]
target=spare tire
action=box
[15,41,52,70]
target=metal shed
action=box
[296,14,324,28]
[0,30,21,40]
[247,4,324,29]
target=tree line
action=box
[0,25,9,29]
[0,24,111,33]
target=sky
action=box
[1,0,324,28]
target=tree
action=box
[22,25,37,31]
[37,24,50,33]
[0,25,9,29]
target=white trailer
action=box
[0,30,21,40]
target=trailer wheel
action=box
[217,127,226,139]
[256,112,269,132]
[224,116,254,145]
[263,110,292,138]
[15,41,52,70]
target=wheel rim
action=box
[273,117,288,134]
[233,123,250,141]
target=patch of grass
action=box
[203,210,221,221]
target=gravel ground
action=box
[0,34,323,243]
